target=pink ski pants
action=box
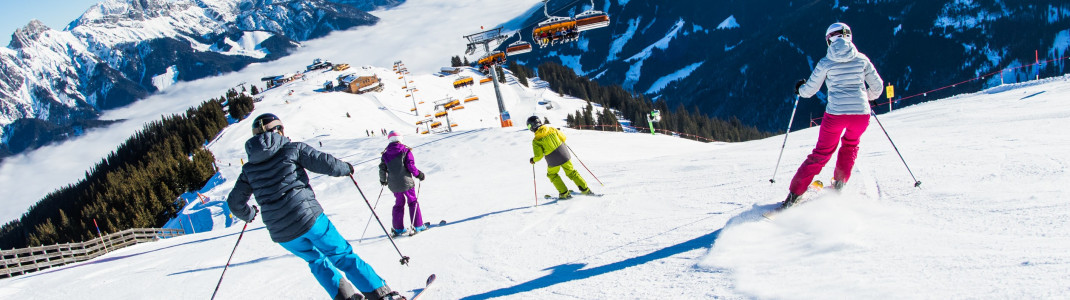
[789,113,870,195]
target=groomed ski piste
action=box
[3,1,1070,299]
[4,66,1070,299]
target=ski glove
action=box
[794,79,806,95]
[869,100,878,107]
[347,163,355,175]
[529,157,535,164]
[416,172,426,181]
[380,180,388,186]
[249,205,259,222]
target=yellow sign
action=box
[886,85,895,99]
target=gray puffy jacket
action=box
[226,132,353,243]
[798,38,884,115]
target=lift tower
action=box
[463,27,512,127]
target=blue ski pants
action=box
[279,213,385,298]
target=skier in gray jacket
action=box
[227,113,398,300]
[784,22,884,208]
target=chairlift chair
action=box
[531,0,577,47]
[506,40,532,56]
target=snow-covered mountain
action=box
[0,0,383,156]
[508,0,1070,132]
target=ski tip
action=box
[426,274,436,284]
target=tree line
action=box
[531,62,772,142]
[0,89,252,249]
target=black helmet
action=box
[526,116,542,132]
[252,113,284,135]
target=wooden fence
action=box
[0,228,184,279]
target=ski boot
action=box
[391,228,407,237]
[579,187,594,196]
[363,285,404,300]
[557,191,573,200]
[412,224,427,233]
[780,193,801,209]
[831,180,846,192]
[335,280,361,300]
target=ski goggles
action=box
[826,28,852,46]
[253,119,284,135]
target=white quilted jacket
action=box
[798,38,884,115]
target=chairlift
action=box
[506,40,532,56]
[531,0,577,47]
[477,51,506,74]
[575,0,610,31]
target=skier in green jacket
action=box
[527,116,593,199]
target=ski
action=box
[409,274,436,300]
[407,220,447,237]
[543,190,603,200]
[763,180,824,220]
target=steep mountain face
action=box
[0,0,383,157]
[508,0,1070,131]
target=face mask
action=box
[825,29,852,46]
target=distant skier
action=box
[784,22,884,208]
[226,113,399,300]
[379,131,427,236]
[527,116,592,199]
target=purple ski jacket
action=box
[379,142,422,193]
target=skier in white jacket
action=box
[784,22,884,208]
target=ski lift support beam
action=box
[463,27,513,127]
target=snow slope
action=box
[1,68,1068,299]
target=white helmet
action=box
[825,22,852,45]
[387,130,402,143]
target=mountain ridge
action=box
[0,0,391,157]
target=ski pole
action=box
[349,174,411,265]
[211,222,249,300]
[411,180,424,230]
[770,95,801,184]
[565,145,603,186]
[532,164,538,206]
[870,112,922,188]
[358,186,385,243]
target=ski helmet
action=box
[387,130,402,143]
[825,22,852,46]
[526,116,542,132]
[252,113,284,135]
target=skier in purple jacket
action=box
[379,131,426,236]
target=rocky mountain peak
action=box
[71,0,191,27]
[8,20,51,49]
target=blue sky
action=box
[0,0,102,46]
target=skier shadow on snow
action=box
[168,254,290,276]
[351,200,560,243]
[459,217,728,299]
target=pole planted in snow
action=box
[349,174,410,265]
[769,95,801,184]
